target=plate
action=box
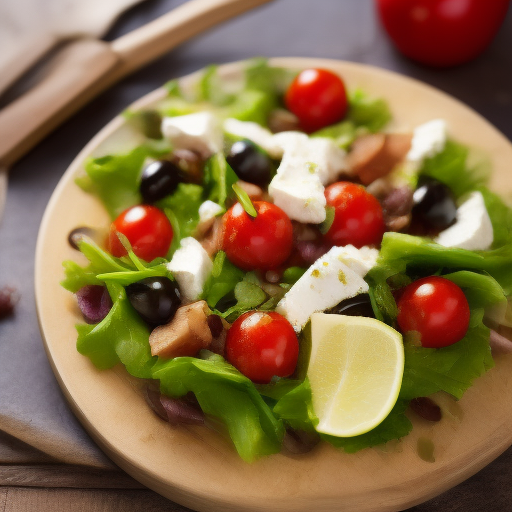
[35,58,512,512]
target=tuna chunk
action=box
[149,300,212,358]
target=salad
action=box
[62,59,512,463]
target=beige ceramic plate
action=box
[36,58,512,512]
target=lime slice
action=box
[308,313,404,437]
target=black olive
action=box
[411,177,457,231]
[126,277,181,326]
[327,294,375,318]
[68,226,99,250]
[226,139,272,186]
[140,160,185,203]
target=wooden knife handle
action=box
[0,0,273,168]
[111,0,273,75]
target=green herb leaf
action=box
[232,183,257,217]
[319,206,335,234]
[203,153,238,208]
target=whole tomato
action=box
[222,201,293,270]
[376,0,510,67]
[225,311,299,383]
[396,276,470,348]
[108,205,173,262]
[323,182,385,248]
[285,68,348,133]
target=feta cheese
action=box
[267,132,347,223]
[270,132,347,185]
[198,200,223,224]
[223,118,281,157]
[406,119,447,164]
[269,175,326,224]
[276,245,379,331]
[167,237,213,302]
[161,112,222,158]
[435,191,494,251]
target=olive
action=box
[327,294,375,318]
[411,177,457,231]
[134,110,163,140]
[140,160,185,203]
[226,139,272,186]
[126,277,181,326]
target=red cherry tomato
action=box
[223,201,293,270]
[376,0,510,67]
[396,276,470,348]
[225,311,299,383]
[108,205,173,262]
[324,182,385,248]
[285,68,348,133]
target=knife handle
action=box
[0,0,274,168]
[111,0,273,75]
[0,40,118,168]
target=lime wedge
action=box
[308,313,404,437]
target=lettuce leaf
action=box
[346,89,392,133]
[156,183,203,256]
[419,140,489,199]
[152,353,284,462]
[273,379,318,432]
[377,233,512,294]
[399,315,494,400]
[76,282,156,377]
[478,187,512,248]
[201,251,245,308]
[76,144,170,219]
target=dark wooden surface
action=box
[1,0,511,510]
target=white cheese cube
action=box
[276,246,377,331]
[167,237,213,302]
[269,176,326,224]
[198,200,223,224]
[406,119,447,164]
[435,191,494,251]
[306,137,347,185]
[161,112,222,159]
[223,118,281,157]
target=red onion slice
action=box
[489,329,512,355]
[76,285,112,324]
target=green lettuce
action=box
[76,144,170,219]
[156,183,203,255]
[76,282,156,378]
[419,140,489,198]
[152,353,284,462]
[346,89,392,132]
[400,315,494,400]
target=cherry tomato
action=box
[396,276,470,348]
[324,182,385,248]
[223,201,293,270]
[285,68,348,133]
[108,205,173,262]
[376,0,510,67]
[225,311,299,383]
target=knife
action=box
[0,0,273,169]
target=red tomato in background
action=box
[222,201,293,270]
[324,182,385,248]
[109,205,173,262]
[285,68,348,133]
[225,311,299,383]
[396,276,470,348]
[376,0,510,67]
